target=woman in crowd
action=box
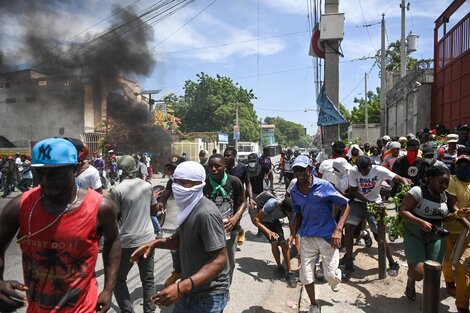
[399,165,451,301]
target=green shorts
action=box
[403,222,446,264]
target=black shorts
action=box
[262,219,285,244]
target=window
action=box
[6,98,16,103]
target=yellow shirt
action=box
[445,175,470,233]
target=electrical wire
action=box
[358,0,377,52]
[153,0,217,48]
[340,60,376,103]
[156,30,308,54]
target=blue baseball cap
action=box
[292,155,313,169]
[31,138,78,167]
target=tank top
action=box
[18,187,102,313]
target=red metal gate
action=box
[433,1,470,129]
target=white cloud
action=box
[151,6,286,63]
[262,0,306,15]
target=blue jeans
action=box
[114,247,155,313]
[173,292,228,313]
[151,216,161,233]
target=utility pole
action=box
[380,14,387,136]
[365,73,369,144]
[235,103,239,151]
[400,0,407,78]
[323,0,341,150]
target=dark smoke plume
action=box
[0,1,172,168]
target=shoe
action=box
[164,271,182,286]
[342,258,355,280]
[404,287,416,301]
[363,230,373,247]
[315,265,325,281]
[331,283,340,292]
[277,266,286,281]
[387,262,400,277]
[308,304,321,313]
[446,281,456,296]
[155,231,164,239]
[237,230,245,245]
[287,272,297,288]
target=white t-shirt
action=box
[76,165,102,190]
[349,165,396,203]
[318,159,338,187]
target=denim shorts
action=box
[173,291,229,313]
[345,200,378,234]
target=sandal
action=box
[237,231,245,245]
[404,287,416,301]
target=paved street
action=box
[1,169,301,313]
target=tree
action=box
[350,87,381,124]
[264,116,311,148]
[375,40,432,72]
[165,73,260,142]
[339,103,351,140]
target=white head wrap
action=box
[332,158,352,193]
[172,161,207,226]
[346,144,364,159]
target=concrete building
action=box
[0,69,143,151]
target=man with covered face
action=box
[131,161,229,312]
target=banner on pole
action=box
[316,86,348,126]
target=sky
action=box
[2,0,469,136]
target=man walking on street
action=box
[131,161,229,312]
[110,155,158,313]
[289,155,350,313]
[204,154,246,284]
[224,147,254,245]
[0,137,121,313]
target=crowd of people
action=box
[0,123,470,313]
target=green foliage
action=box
[375,40,432,72]
[350,87,381,124]
[339,103,351,140]
[264,116,311,147]
[164,73,260,142]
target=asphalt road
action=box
[1,163,300,313]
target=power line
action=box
[340,60,376,103]
[358,0,377,52]
[156,30,308,55]
[153,0,218,48]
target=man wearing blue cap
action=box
[0,137,121,313]
[289,155,350,313]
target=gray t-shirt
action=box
[179,197,229,296]
[262,198,285,223]
[408,185,448,223]
[110,178,156,248]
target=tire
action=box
[273,162,281,174]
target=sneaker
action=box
[277,266,287,281]
[342,258,355,280]
[287,272,297,288]
[446,281,456,297]
[363,230,373,247]
[331,283,340,292]
[164,271,182,286]
[387,262,400,277]
[315,265,325,281]
[308,304,321,313]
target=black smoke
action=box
[0,1,173,169]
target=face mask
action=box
[406,150,419,165]
[248,162,257,168]
[334,171,347,179]
[455,168,470,181]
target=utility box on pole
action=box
[320,13,345,41]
